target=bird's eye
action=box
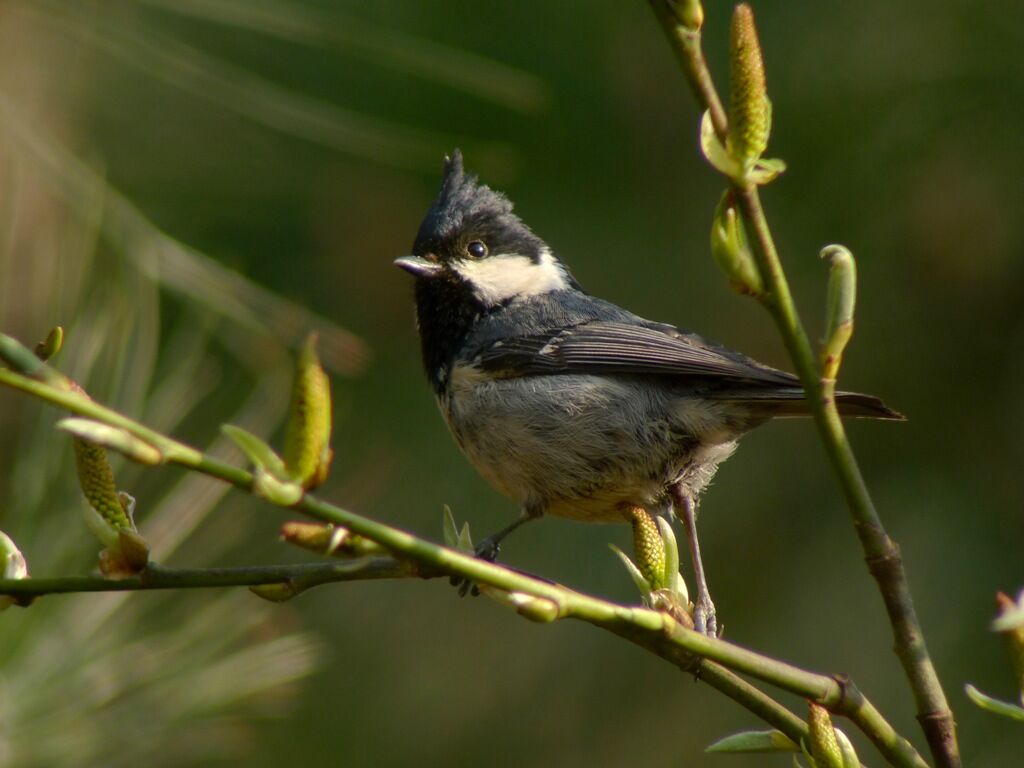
[466,241,488,259]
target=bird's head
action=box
[395,150,578,309]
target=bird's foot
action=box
[450,536,502,597]
[472,535,502,564]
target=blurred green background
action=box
[1,1,1022,765]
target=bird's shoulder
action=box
[460,290,631,352]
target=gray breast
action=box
[439,365,743,522]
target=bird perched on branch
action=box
[395,150,900,635]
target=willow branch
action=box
[0,356,926,768]
[647,3,958,766]
[648,2,727,137]
[0,560,416,596]
[0,561,807,743]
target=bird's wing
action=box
[473,320,799,388]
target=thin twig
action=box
[695,661,810,742]
[647,3,959,766]
[0,560,417,596]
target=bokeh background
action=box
[1,1,1022,766]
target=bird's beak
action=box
[394,255,443,278]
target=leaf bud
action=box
[820,245,857,381]
[711,191,763,297]
[284,332,333,489]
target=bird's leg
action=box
[454,507,541,597]
[670,483,717,637]
[473,508,538,562]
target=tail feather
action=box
[709,387,905,420]
[831,391,905,420]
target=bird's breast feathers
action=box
[437,362,741,520]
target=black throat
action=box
[414,275,485,395]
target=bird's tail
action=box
[708,387,905,420]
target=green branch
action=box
[648,2,958,766]
[0,348,927,768]
[0,560,416,596]
[0,567,808,748]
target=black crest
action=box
[412,150,542,260]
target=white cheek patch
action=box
[455,248,569,304]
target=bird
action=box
[394,150,901,635]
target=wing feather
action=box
[475,320,798,387]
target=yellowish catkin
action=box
[627,506,665,590]
[728,4,770,165]
[73,439,132,530]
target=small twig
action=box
[649,3,728,137]
[0,560,419,596]
[647,4,959,765]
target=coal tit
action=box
[395,151,900,634]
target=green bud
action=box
[728,4,771,170]
[59,418,164,466]
[996,591,1024,706]
[250,583,299,603]
[34,326,64,362]
[280,521,385,558]
[510,591,561,623]
[280,521,335,552]
[821,245,857,380]
[253,468,304,507]
[0,531,28,580]
[0,531,30,611]
[0,333,57,384]
[655,516,688,607]
[834,728,862,767]
[222,424,288,479]
[711,191,764,297]
[807,702,844,768]
[479,586,560,623]
[669,0,703,30]
[283,332,333,489]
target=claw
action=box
[451,536,502,597]
[473,536,501,563]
